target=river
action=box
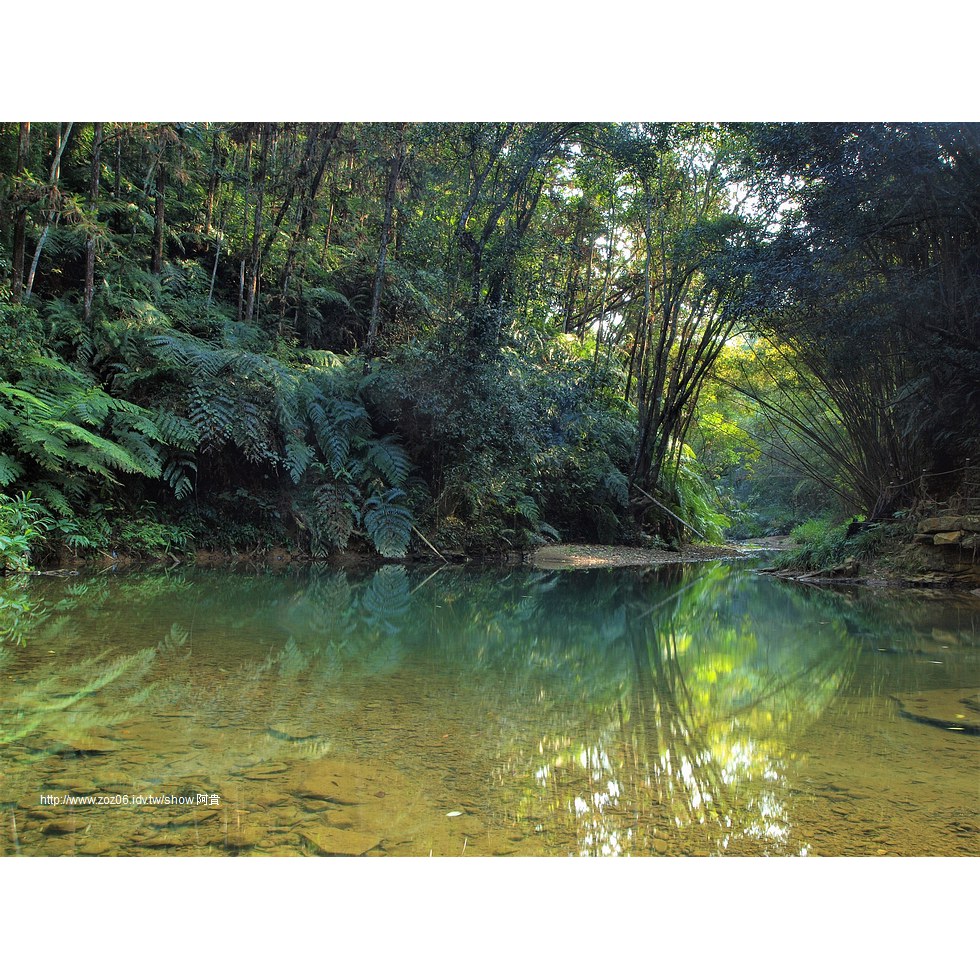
[1,561,977,856]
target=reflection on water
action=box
[0,563,977,856]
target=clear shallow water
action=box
[0,561,977,857]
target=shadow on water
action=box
[0,562,977,855]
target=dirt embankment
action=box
[34,538,793,575]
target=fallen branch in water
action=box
[412,525,450,563]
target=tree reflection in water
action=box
[499,565,863,855]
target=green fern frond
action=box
[308,398,366,475]
[188,388,235,449]
[602,468,630,507]
[14,422,70,461]
[362,488,412,558]
[0,382,51,414]
[34,484,74,517]
[150,409,198,450]
[303,286,353,310]
[67,392,112,427]
[304,350,346,369]
[514,495,540,524]
[0,454,24,487]
[111,429,163,478]
[43,297,86,340]
[231,400,278,466]
[45,421,156,476]
[162,456,196,500]
[285,437,315,484]
[365,436,411,486]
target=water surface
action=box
[1,561,977,856]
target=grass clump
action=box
[775,517,901,573]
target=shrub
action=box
[0,492,52,573]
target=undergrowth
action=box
[774,518,904,573]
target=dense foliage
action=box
[0,122,976,565]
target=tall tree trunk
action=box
[245,123,269,322]
[207,231,222,307]
[84,122,103,323]
[365,124,407,357]
[152,161,166,274]
[592,191,617,378]
[578,237,595,339]
[278,122,343,330]
[10,122,30,302]
[627,179,655,405]
[238,259,246,320]
[25,122,72,302]
[203,127,221,237]
[113,125,122,198]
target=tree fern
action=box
[308,397,366,476]
[230,397,278,467]
[304,349,346,369]
[295,480,358,553]
[303,286,354,311]
[10,315,422,557]
[0,350,187,511]
[110,427,164,478]
[43,297,86,345]
[188,387,236,450]
[362,488,412,558]
[602,468,630,508]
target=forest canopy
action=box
[1,121,977,565]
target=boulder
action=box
[299,826,382,856]
[223,828,261,851]
[934,531,964,546]
[41,821,77,836]
[917,517,956,533]
[288,759,381,805]
[917,515,980,534]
